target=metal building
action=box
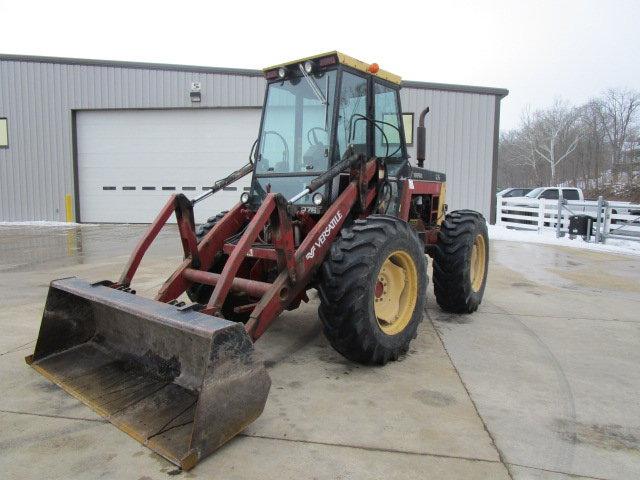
[0,54,507,223]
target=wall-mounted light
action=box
[190,82,201,103]
[0,118,8,148]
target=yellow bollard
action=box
[65,194,74,223]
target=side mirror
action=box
[416,107,430,168]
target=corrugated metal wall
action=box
[0,59,265,221]
[0,57,502,222]
[401,88,497,218]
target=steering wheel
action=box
[306,127,327,146]
[262,130,290,171]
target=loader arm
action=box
[124,153,377,340]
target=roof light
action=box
[303,60,314,74]
[278,67,287,79]
[368,63,380,74]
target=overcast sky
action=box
[1,0,638,130]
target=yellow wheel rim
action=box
[374,250,418,335]
[470,234,486,292]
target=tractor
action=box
[26,52,489,470]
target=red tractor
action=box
[27,52,489,470]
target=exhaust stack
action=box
[416,107,430,168]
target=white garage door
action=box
[77,108,261,223]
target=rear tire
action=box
[187,211,251,323]
[433,210,489,313]
[318,215,428,365]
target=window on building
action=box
[402,113,414,145]
[0,118,8,148]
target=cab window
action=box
[373,82,403,160]
[526,187,545,198]
[539,189,559,200]
[336,71,367,159]
[504,189,524,197]
[562,189,580,200]
[257,70,337,174]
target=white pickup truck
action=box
[522,187,584,201]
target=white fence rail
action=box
[496,195,640,242]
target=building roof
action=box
[402,80,508,98]
[0,53,262,77]
[0,53,508,98]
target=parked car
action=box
[496,187,533,198]
[499,187,584,225]
[523,187,583,200]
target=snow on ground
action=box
[489,225,640,256]
[2,221,639,256]
[0,221,82,226]
[0,221,95,228]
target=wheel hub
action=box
[470,234,486,292]
[374,250,418,335]
[374,280,384,298]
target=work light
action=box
[304,61,314,74]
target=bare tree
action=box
[498,130,538,187]
[529,100,581,185]
[497,89,640,200]
[516,107,544,183]
[592,88,640,172]
[579,101,608,188]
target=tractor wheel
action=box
[187,212,251,323]
[433,210,489,313]
[195,211,228,238]
[318,215,428,365]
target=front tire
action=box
[318,215,428,365]
[433,210,489,313]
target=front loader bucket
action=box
[25,277,271,470]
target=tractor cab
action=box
[250,51,410,213]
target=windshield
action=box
[257,70,337,175]
[525,187,545,198]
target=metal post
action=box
[595,195,603,243]
[602,200,610,244]
[538,198,546,233]
[556,191,563,238]
[496,195,503,226]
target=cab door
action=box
[372,80,408,177]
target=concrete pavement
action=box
[431,241,640,480]
[0,224,638,479]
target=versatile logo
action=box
[305,211,343,260]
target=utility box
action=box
[568,214,593,240]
